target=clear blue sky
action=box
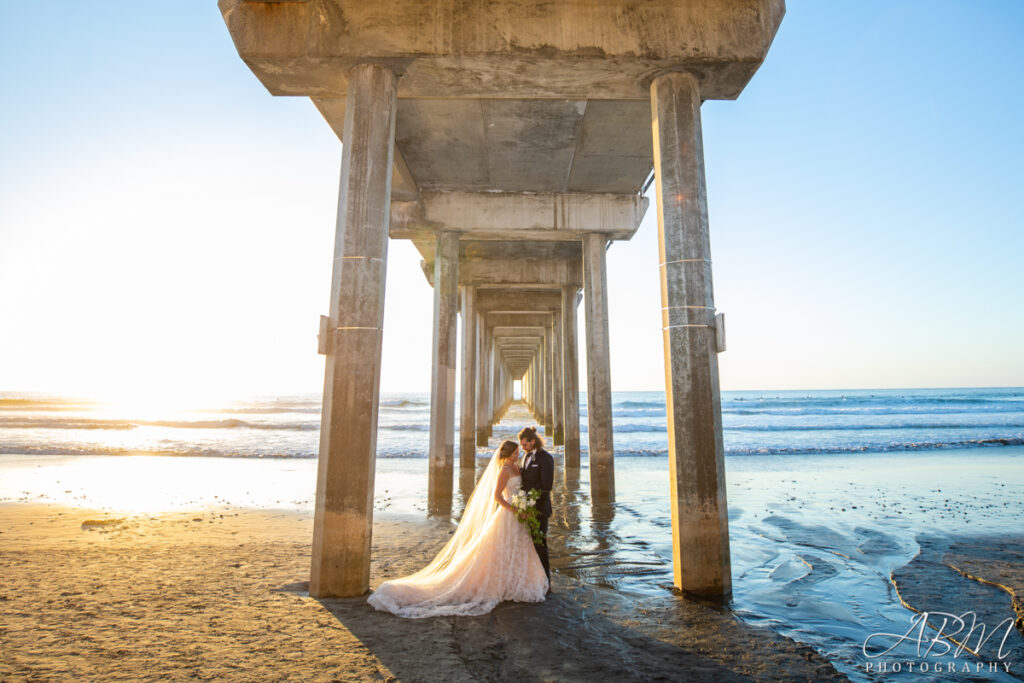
[1,1,1021,398]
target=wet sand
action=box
[891,535,1024,667]
[0,504,844,681]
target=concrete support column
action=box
[484,326,494,438]
[562,286,581,468]
[475,313,489,446]
[534,358,540,423]
[491,343,501,425]
[552,313,565,447]
[527,364,535,415]
[428,231,459,511]
[542,333,552,434]
[491,361,499,423]
[583,232,615,501]
[459,286,477,467]
[311,63,397,598]
[651,71,731,598]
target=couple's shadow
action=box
[277,461,843,681]
[304,580,766,682]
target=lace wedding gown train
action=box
[367,457,548,618]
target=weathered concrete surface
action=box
[551,312,565,446]
[311,64,397,599]
[427,231,459,513]
[396,100,656,193]
[219,0,785,101]
[477,289,563,314]
[418,240,585,288]
[475,312,489,447]
[651,72,731,598]
[391,192,647,241]
[582,232,615,502]
[562,286,581,468]
[458,286,476,468]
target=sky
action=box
[0,1,1021,399]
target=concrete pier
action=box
[582,232,615,501]
[551,312,565,446]
[427,231,459,513]
[222,0,784,600]
[542,329,554,437]
[458,286,476,467]
[475,312,488,447]
[561,286,581,468]
[651,72,731,597]
[310,63,397,599]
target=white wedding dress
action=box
[367,450,549,618]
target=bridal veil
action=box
[367,445,548,617]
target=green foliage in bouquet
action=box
[509,488,546,545]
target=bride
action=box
[367,439,549,618]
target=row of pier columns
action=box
[310,63,729,601]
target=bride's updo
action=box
[497,440,518,461]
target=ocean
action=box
[2,387,1022,460]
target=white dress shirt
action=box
[523,449,536,470]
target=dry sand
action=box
[0,503,847,682]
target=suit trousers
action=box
[535,510,550,580]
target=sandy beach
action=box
[2,442,1024,681]
[1,503,845,681]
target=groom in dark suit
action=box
[518,426,553,585]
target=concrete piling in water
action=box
[562,285,581,468]
[427,230,459,514]
[458,286,477,467]
[582,232,616,502]
[310,63,397,599]
[651,71,731,598]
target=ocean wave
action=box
[0,417,318,431]
[217,406,321,414]
[0,397,97,411]
[611,409,667,418]
[0,445,316,459]
[724,437,1024,455]
[380,399,429,408]
[581,424,666,433]
[724,405,1024,417]
[614,400,665,409]
[725,394,1022,406]
[4,436,1023,460]
[613,437,1024,457]
[0,444,437,460]
[727,422,1024,432]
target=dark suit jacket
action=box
[520,447,553,517]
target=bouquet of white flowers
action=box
[509,488,545,544]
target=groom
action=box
[518,426,553,584]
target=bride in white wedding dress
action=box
[367,439,549,618]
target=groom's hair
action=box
[517,426,544,449]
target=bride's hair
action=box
[497,440,518,460]
[517,425,544,449]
